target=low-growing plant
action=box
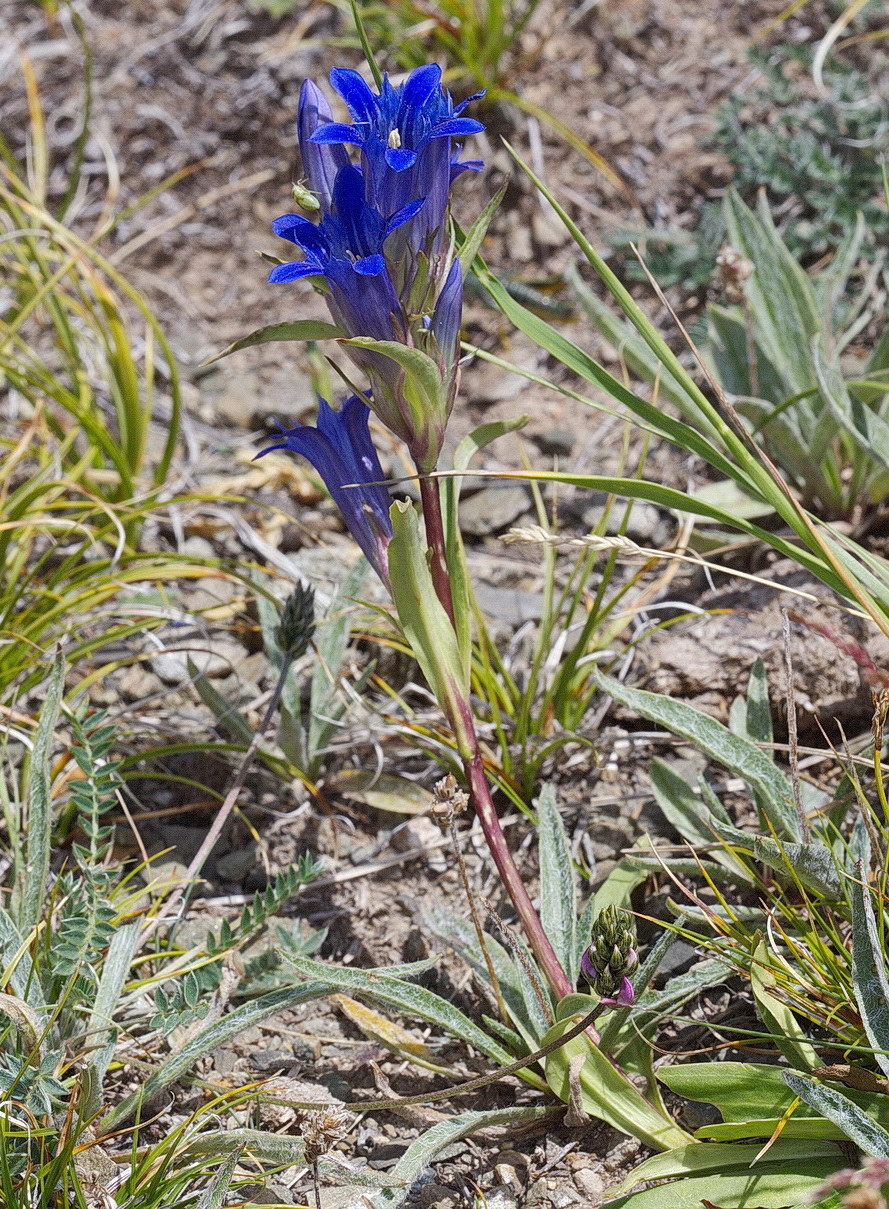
[191,565,378,795]
[591,657,889,1207]
[607,38,889,292]
[715,43,888,267]
[0,657,344,1205]
[579,192,889,520]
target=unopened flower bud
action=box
[580,905,638,1007]
[276,583,316,659]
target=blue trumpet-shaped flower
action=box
[306,64,483,252]
[269,163,423,344]
[258,394,392,583]
[268,64,481,469]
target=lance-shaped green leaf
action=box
[815,334,889,471]
[457,183,507,281]
[202,319,343,364]
[782,1071,889,1157]
[342,338,446,448]
[602,1163,843,1209]
[543,1018,693,1151]
[616,1138,845,1194]
[851,860,889,1078]
[388,500,471,752]
[594,670,800,840]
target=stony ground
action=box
[2,0,884,1204]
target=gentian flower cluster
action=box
[266,65,483,490]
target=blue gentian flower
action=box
[307,65,484,253]
[268,65,482,470]
[268,163,423,344]
[258,394,392,583]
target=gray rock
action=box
[408,1184,458,1209]
[659,940,700,979]
[180,536,216,560]
[474,583,544,627]
[484,1190,518,1209]
[215,843,257,883]
[573,1169,607,1202]
[150,635,246,684]
[118,663,165,702]
[460,485,532,537]
[251,1049,296,1073]
[533,428,576,458]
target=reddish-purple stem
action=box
[419,475,456,629]
[418,472,575,1002]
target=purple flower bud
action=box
[297,80,350,212]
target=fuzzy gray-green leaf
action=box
[782,1072,889,1157]
[536,784,578,984]
[103,982,329,1129]
[851,860,889,1078]
[371,1108,554,1208]
[284,954,518,1071]
[21,654,65,938]
[595,670,799,840]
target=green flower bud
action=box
[580,906,638,1006]
[276,583,316,660]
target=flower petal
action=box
[309,122,365,146]
[267,261,322,283]
[429,118,485,139]
[450,158,484,181]
[272,213,318,243]
[383,196,425,239]
[402,64,442,108]
[353,253,386,276]
[384,146,418,171]
[330,67,378,124]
